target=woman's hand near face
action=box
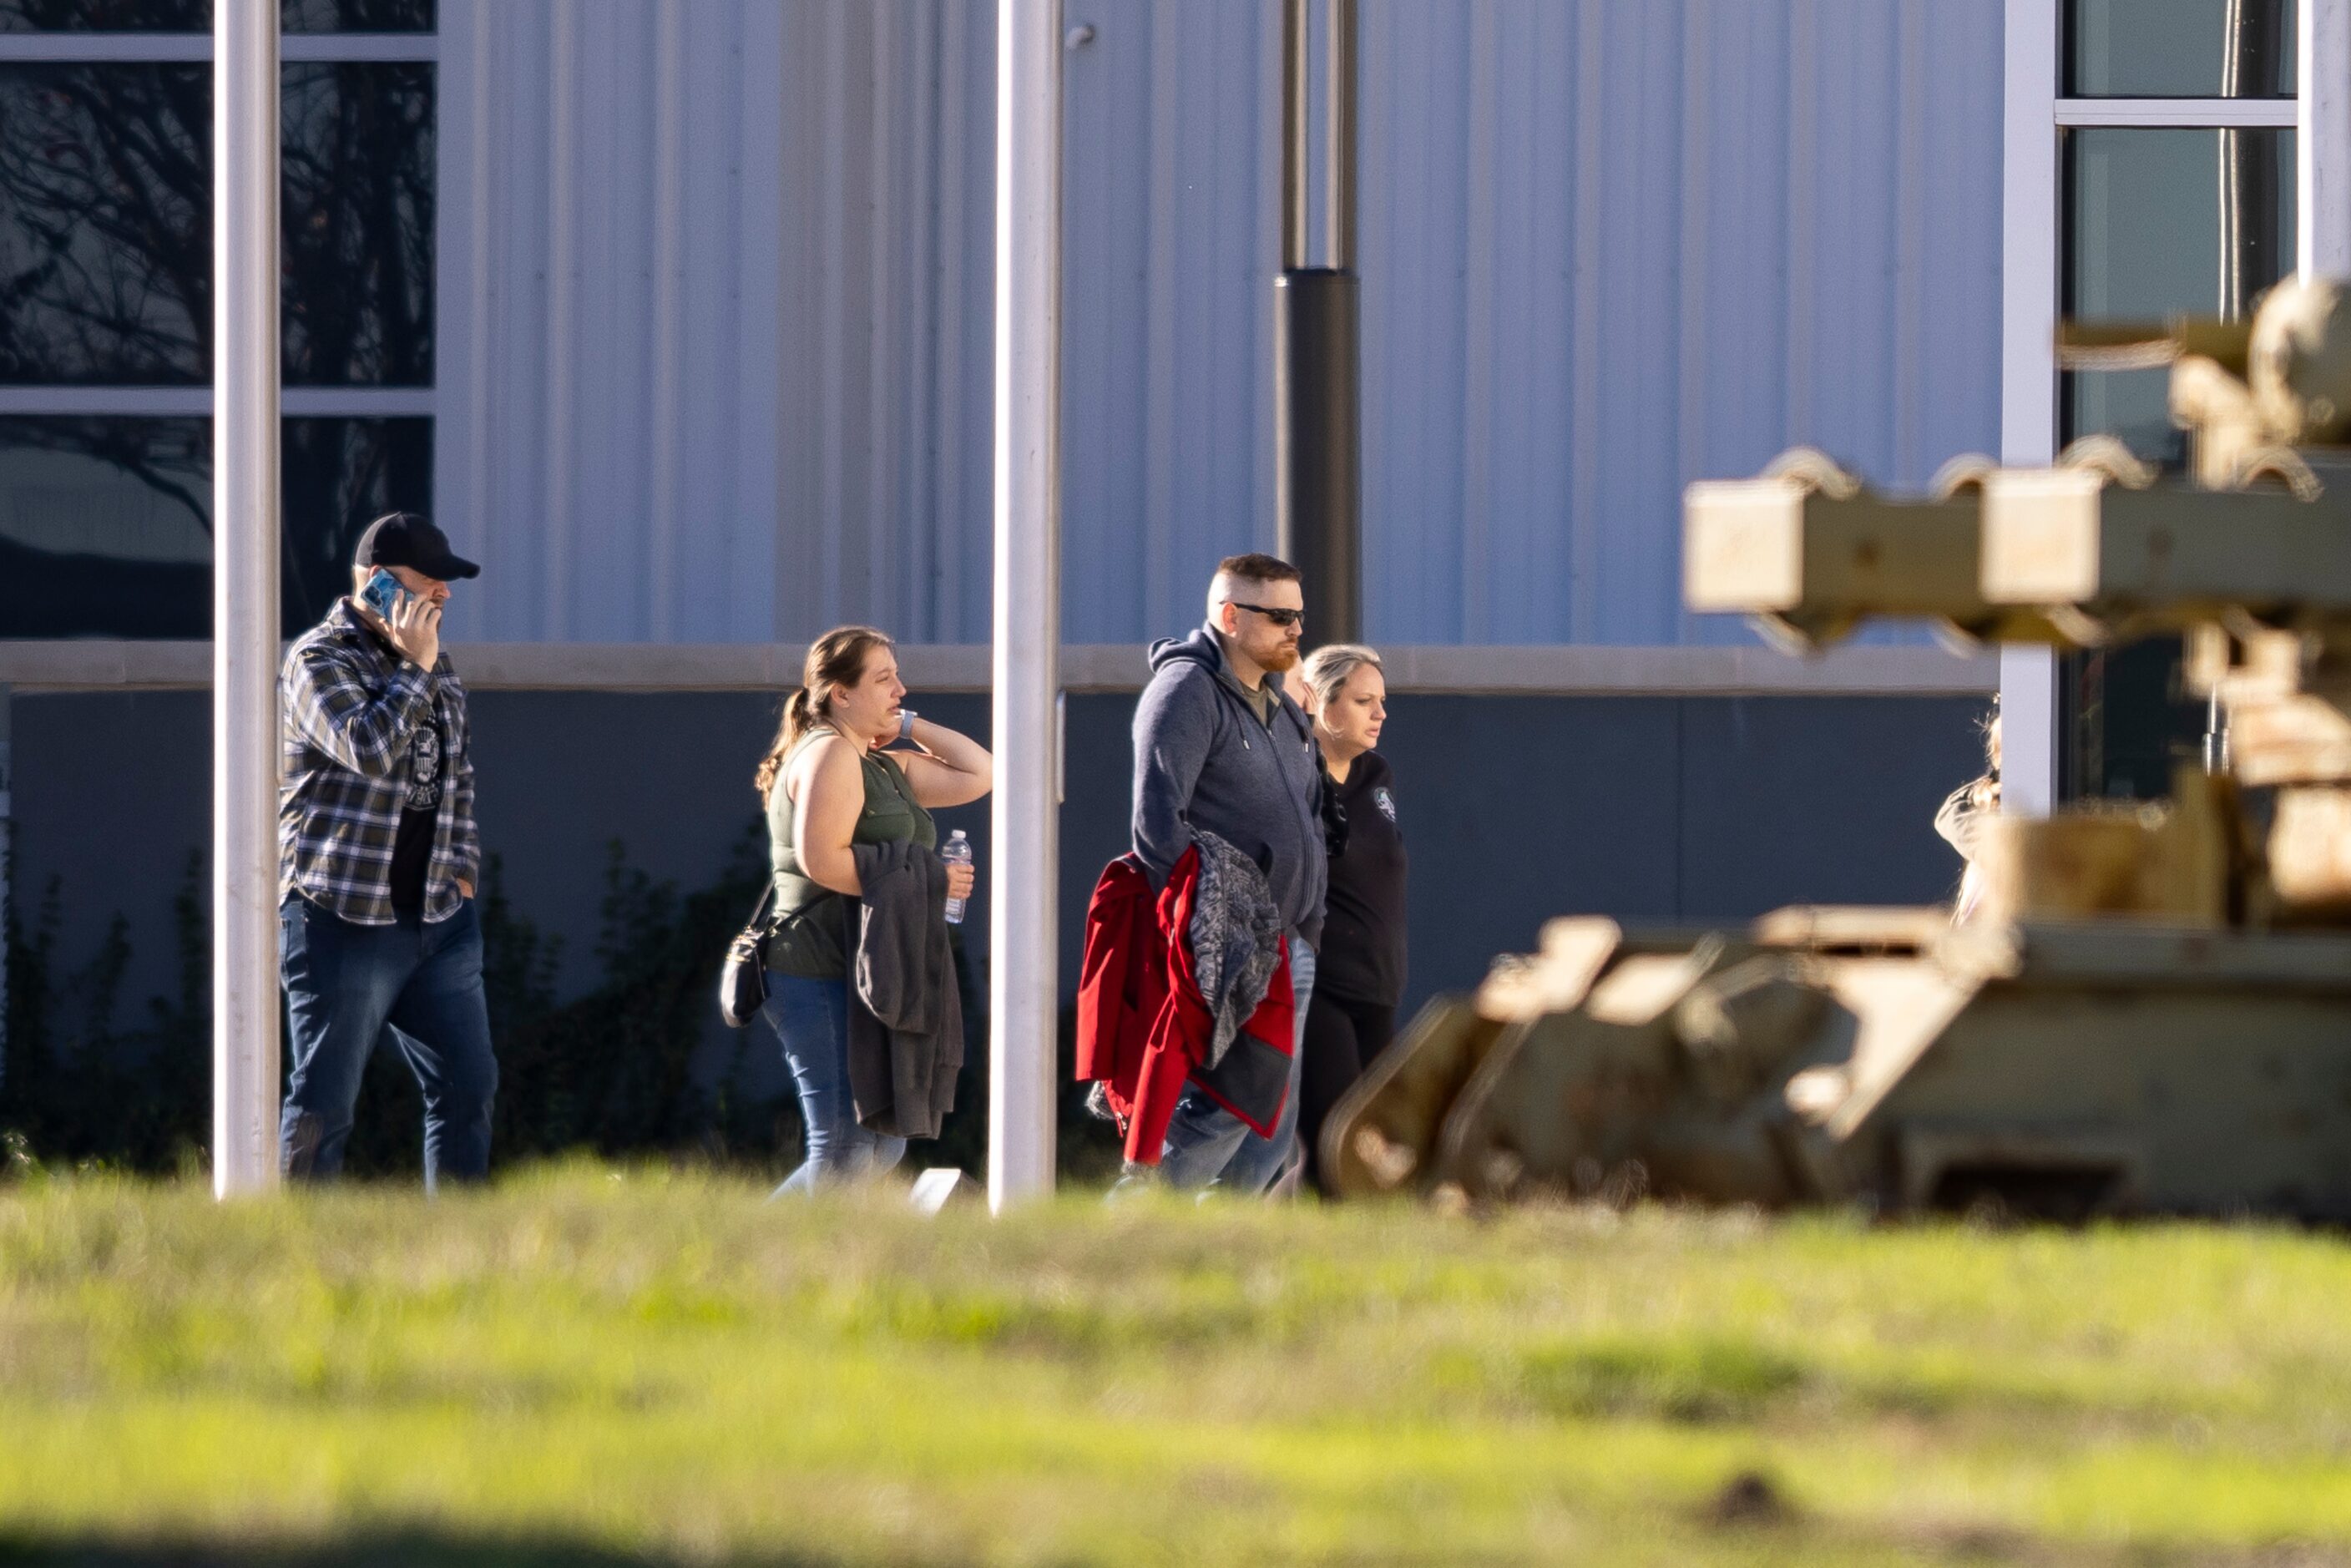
[886,715,994,809]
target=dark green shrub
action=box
[2,827,1125,1184]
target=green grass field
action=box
[3,1167,2349,1565]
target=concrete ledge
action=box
[0,640,1998,696]
[1370,644,1996,695]
[0,640,213,690]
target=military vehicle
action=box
[1322,276,2351,1219]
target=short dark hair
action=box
[1216,552,1300,585]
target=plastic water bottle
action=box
[940,830,973,924]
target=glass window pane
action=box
[0,416,207,637]
[0,62,432,386]
[281,414,432,626]
[2065,127,2295,325]
[2056,128,2281,802]
[2065,0,2294,97]
[0,2,202,28]
[0,2,433,31]
[281,0,434,31]
[0,64,210,384]
[2063,126,2294,462]
[283,63,433,386]
[0,415,432,638]
[2060,635,2208,802]
[2065,368,2182,466]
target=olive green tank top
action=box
[764,731,938,979]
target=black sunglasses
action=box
[1231,601,1305,630]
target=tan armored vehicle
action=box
[1323,277,2351,1220]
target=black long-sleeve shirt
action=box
[1316,749,1407,1007]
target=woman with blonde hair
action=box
[1294,642,1408,1195]
[1934,706,2001,923]
[753,627,993,1191]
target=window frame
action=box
[0,20,438,426]
[2000,0,2340,813]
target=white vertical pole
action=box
[2303,0,2351,278]
[988,0,1063,1210]
[214,0,281,1198]
[2000,0,2060,817]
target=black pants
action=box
[1298,989,1397,1196]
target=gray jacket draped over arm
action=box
[845,839,965,1140]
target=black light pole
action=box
[1276,0,1361,645]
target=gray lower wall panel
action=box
[8,689,1987,1060]
[1674,697,1987,918]
[9,692,215,1038]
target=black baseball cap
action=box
[354,512,480,581]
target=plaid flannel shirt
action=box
[279,599,480,925]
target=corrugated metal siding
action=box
[436,0,789,645]
[1059,0,1280,643]
[431,0,2004,649]
[1359,0,2005,645]
[771,0,999,645]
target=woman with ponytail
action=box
[756,627,993,1191]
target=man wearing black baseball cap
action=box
[355,508,481,583]
[276,511,498,1188]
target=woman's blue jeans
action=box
[761,972,907,1194]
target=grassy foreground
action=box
[3,1169,2351,1565]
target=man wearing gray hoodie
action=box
[1130,553,1327,1191]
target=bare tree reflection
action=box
[282,417,432,621]
[0,62,207,383]
[0,415,205,520]
[0,1,204,28]
[0,20,434,636]
[0,3,435,34]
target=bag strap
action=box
[741,879,776,933]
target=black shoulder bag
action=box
[718,883,776,1029]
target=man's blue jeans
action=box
[761,972,908,1195]
[1153,935,1316,1193]
[278,895,498,1190]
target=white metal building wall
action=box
[429,0,2004,650]
[436,0,788,645]
[1364,0,2005,647]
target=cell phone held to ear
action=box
[359,568,406,622]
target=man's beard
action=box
[1261,642,1302,673]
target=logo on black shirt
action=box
[407,723,444,812]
